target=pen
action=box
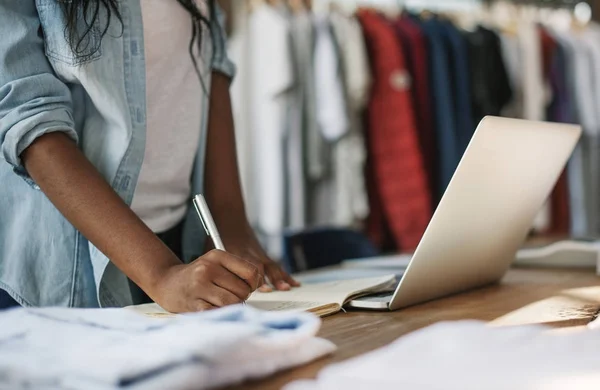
[193,194,247,306]
[193,194,225,251]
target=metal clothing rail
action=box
[313,0,587,13]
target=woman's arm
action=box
[204,72,299,291]
[1,1,260,312]
[23,133,262,312]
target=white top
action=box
[131,0,205,233]
[248,4,294,257]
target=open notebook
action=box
[126,275,396,318]
[246,275,396,316]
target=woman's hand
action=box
[151,250,263,313]
[225,233,300,292]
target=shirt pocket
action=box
[36,0,103,66]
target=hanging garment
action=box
[544,30,575,124]
[520,16,551,233]
[358,10,431,251]
[554,31,594,237]
[284,9,316,230]
[248,4,296,257]
[499,32,524,119]
[308,15,352,226]
[439,20,474,156]
[290,10,332,230]
[229,1,257,227]
[329,11,371,227]
[519,17,547,122]
[540,28,570,235]
[551,31,586,236]
[394,16,438,206]
[292,13,327,185]
[416,16,460,197]
[464,26,513,125]
[313,15,350,143]
[578,24,600,236]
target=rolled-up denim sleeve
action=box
[210,4,237,80]
[0,0,78,183]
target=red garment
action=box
[358,10,431,251]
[394,17,438,206]
[540,28,570,235]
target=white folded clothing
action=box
[286,320,600,390]
[0,305,335,390]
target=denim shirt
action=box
[0,0,236,308]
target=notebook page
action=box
[246,275,395,309]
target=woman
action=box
[0,0,298,312]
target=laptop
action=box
[345,116,581,310]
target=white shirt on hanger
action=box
[314,15,350,142]
[249,4,295,257]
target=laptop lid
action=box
[389,117,582,311]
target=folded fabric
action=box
[286,320,600,390]
[0,305,335,390]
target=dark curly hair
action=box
[62,0,215,81]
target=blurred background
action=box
[214,0,600,266]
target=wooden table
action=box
[230,267,600,390]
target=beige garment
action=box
[518,14,551,232]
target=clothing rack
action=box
[228,0,600,258]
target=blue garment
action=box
[438,20,474,155]
[0,0,236,308]
[282,228,379,273]
[416,18,460,196]
[548,38,574,124]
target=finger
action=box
[213,267,253,300]
[210,250,262,290]
[204,284,245,308]
[265,263,291,291]
[283,272,301,287]
[193,299,217,312]
[258,283,273,293]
